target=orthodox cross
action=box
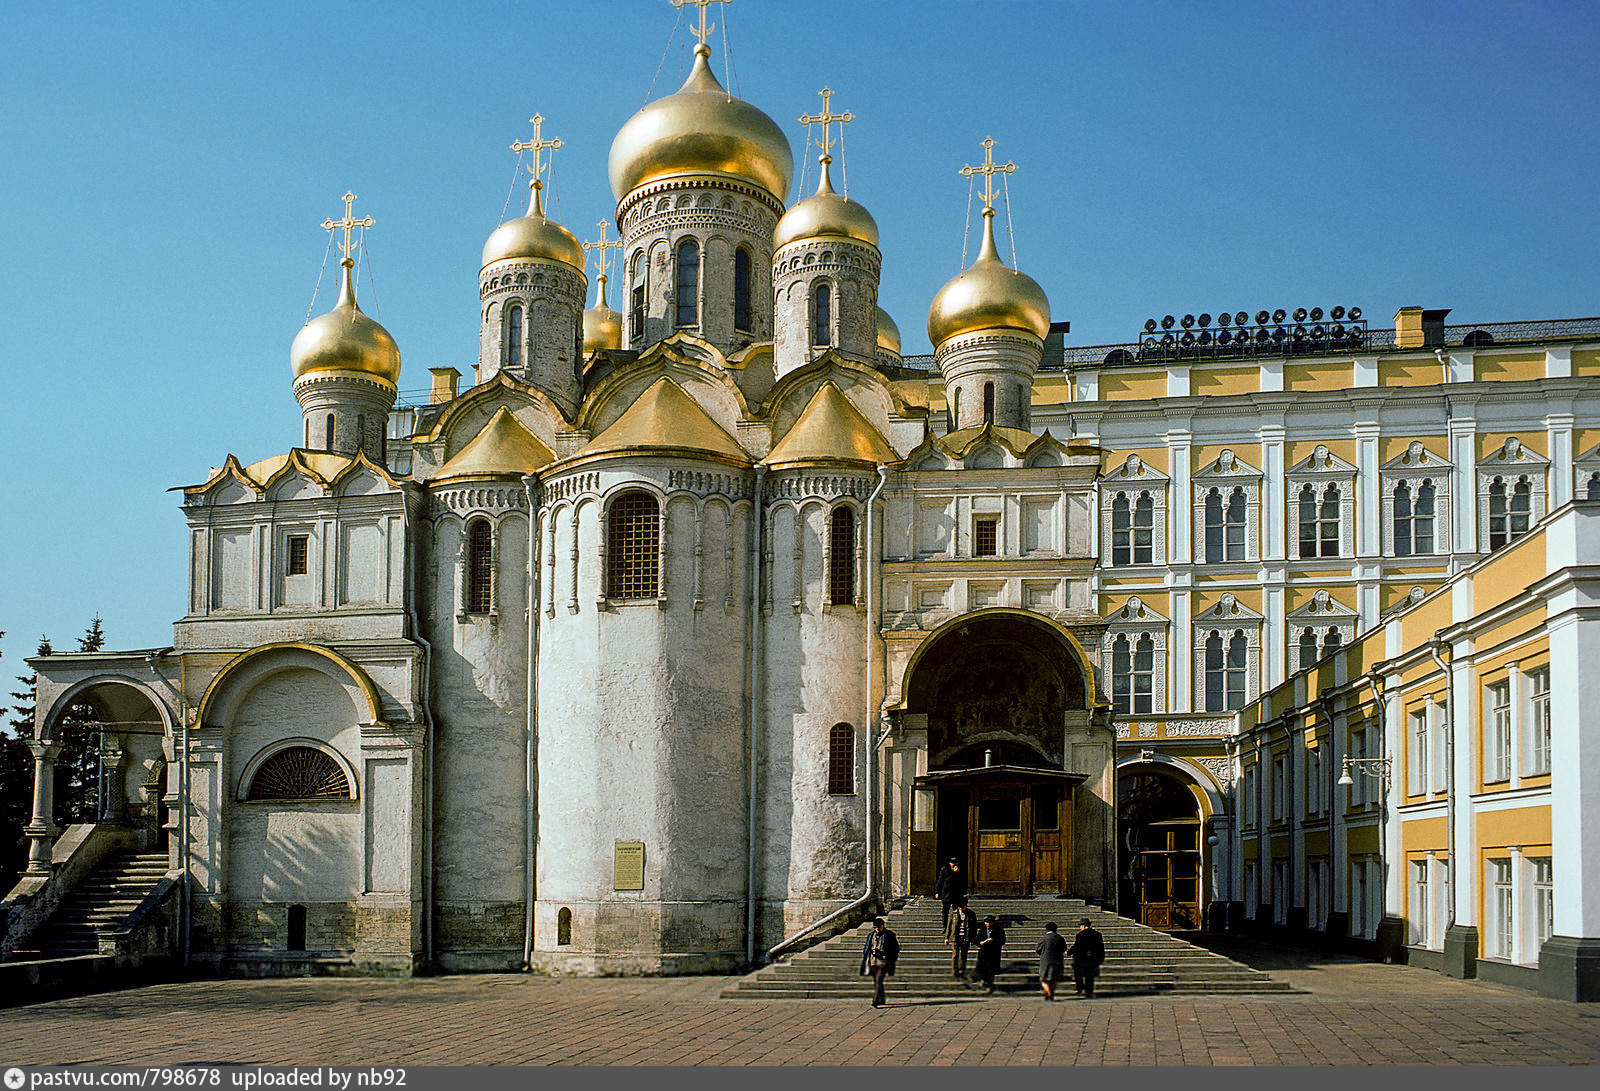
[959,137,1016,211]
[511,114,564,209]
[584,220,623,300]
[670,0,726,48]
[321,190,373,263]
[798,86,853,161]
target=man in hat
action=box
[1067,916,1106,998]
[859,916,901,1008]
[973,914,1006,994]
[933,857,966,931]
[1034,921,1067,1000]
[944,895,978,980]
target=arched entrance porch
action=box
[1115,757,1221,930]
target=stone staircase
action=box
[723,896,1296,999]
[21,851,170,959]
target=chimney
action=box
[1394,307,1452,349]
[429,367,461,404]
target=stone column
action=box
[99,740,128,824]
[24,739,62,875]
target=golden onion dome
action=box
[876,306,902,355]
[482,183,586,272]
[583,302,623,353]
[773,158,878,250]
[290,260,402,386]
[926,209,1050,348]
[608,44,793,203]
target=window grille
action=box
[1394,479,1438,556]
[973,517,998,557]
[733,248,752,332]
[287,535,309,576]
[467,520,494,613]
[247,746,351,801]
[607,491,660,598]
[812,282,831,346]
[828,723,854,794]
[828,507,855,605]
[675,240,698,328]
[1111,492,1156,566]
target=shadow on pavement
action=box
[1173,931,1367,972]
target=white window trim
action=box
[1572,442,1600,502]
[1192,593,1263,712]
[1101,596,1170,715]
[1476,437,1549,552]
[1285,588,1358,675]
[1485,677,1514,785]
[1192,449,1262,564]
[1523,665,1551,777]
[1099,455,1169,566]
[1285,444,1357,559]
[1380,441,1454,557]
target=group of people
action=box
[861,858,1107,1008]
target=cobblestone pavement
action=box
[4,957,1599,1066]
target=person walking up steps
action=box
[974,914,1006,994]
[859,917,900,1008]
[1067,916,1106,998]
[933,858,965,931]
[945,896,978,980]
[1034,921,1067,1000]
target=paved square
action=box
[4,954,1598,1066]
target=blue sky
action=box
[1,0,1597,669]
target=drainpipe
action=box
[766,465,891,962]
[1317,692,1337,929]
[403,486,438,968]
[522,474,542,970]
[744,465,767,966]
[1426,638,1455,930]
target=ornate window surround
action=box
[1285,444,1357,559]
[1101,595,1169,714]
[1476,437,1548,552]
[1380,441,1453,557]
[1574,442,1600,501]
[1286,589,1359,675]
[1099,455,1168,567]
[1192,449,1262,564]
[1192,593,1263,711]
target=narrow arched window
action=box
[1510,475,1532,539]
[325,413,335,453]
[1112,633,1153,715]
[1203,630,1225,711]
[1319,483,1341,556]
[733,248,752,332]
[1299,628,1319,668]
[1298,483,1318,558]
[1415,480,1436,553]
[466,519,494,613]
[812,281,831,346]
[1225,487,1247,560]
[557,907,573,945]
[1488,476,1510,549]
[607,490,660,598]
[675,239,699,327]
[507,305,523,366]
[983,382,995,423]
[1588,472,1600,501]
[828,506,856,605]
[1204,488,1224,562]
[1111,494,1132,566]
[1226,630,1248,709]
[356,414,365,452]
[1133,492,1155,563]
[828,723,855,794]
[305,418,311,448]
[1322,628,1342,657]
[1393,481,1414,557]
[629,251,646,344]
[951,388,961,430]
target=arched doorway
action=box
[899,610,1112,902]
[1117,767,1203,929]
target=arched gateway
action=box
[889,610,1116,905]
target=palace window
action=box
[246,746,352,802]
[973,516,998,557]
[466,519,494,613]
[1110,632,1154,715]
[1409,707,1429,796]
[1203,486,1247,562]
[507,305,523,366]
[1487,857,1514,958]
[675,239,699,327]
[1410,859,1431,947]
[828,723,854,795]
[629,251,646,343]
[286,534,309,577]
[733,248,752,332]
[1297,628,1318,669]
[1531,856,1553,951]
[811,281,831,347]
[1393,479,1437,556]
[1111,492,1155,565]
[1486,680,1512,782]
[606,490,660,599]
[1203,629,1248,711]
[1524,667,1550,775]
[1487,474,1532,550]
[828,506,855,605]
[1297,482,1341,558]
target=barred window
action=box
[983,382,994,423]
[828,723,854,794]
[607,491,660,598]
[287,535,309,576]
[247,746,351,801]
[973,516,998,557]
[828,506,855,605]
[466,519,494,613]
[676,240,699,328]
[733,248,752,332]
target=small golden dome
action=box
[608,44,793,202]
[482,184,586,272]
[926,209,1050,348]
[876,306,902,356]
[290,261,401,386]
[773,159,878,250]
[583,302,623,353]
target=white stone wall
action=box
[771,236,881,378]
[937,330,1043,431]
[478,258,585,413]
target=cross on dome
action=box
[798,86,853,164]
[670,0,727,50]
[959,136,1016,213]
[321,190,374,265]
[511,114,564,215]
[584,220,623,306]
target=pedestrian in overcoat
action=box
[1034,921,1067,1000]
[859,917,901,1008]
[944,896,978,980]
[973,914,1006,994]
[933,858,966,931]
[1067,917,1106,998]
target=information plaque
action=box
[614,840,645,890]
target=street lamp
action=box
[1336,757,1391,788]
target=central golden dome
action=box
[927,210,1050,348]
[609,45,793,202]
[291,261,401,386]
[482,185,586,271]
[773,159,878,250]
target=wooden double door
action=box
[936,779,1068,896]
[1130,820,1201,929]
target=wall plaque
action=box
[614,841,645,891]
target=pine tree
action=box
[48,620,109,824]
[0,631,35,891]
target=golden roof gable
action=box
[569,377,750,466]
[434,406,555,482]
[764,381,899,469]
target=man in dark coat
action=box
[1067,916,1106,998]
[859,917,901,1008]
[973,914,1006,994]
[944,895,978,979]
[932,858,966,930]
[1034,921,1067,1000]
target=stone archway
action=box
[39,676,174,831]
[1115,760,1214,930]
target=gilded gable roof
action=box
[569,377,750,466]
[434,406,555,482]
[764,381,899,469]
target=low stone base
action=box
[1538,935,1600,1002]
[0,953,175,1007]
[1442,924,1479,979]
[526,949,743,976]
[1374,916,1408,964]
